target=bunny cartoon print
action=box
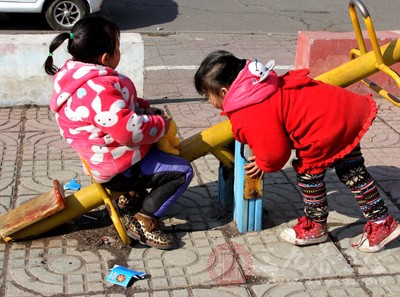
[49,60,166,183]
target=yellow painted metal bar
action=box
[210,146,235,169]
[348,0,400,107]
[315,39,400,88]
[361,78,400,106]
[9,184,122,240]
[81,158,131,245]
[179,119,233,163]
[349,0,368,55]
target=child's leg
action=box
[297,172,328,223]
[103,148,193,249]
[280,171,328,246]
[125,148,193,249]
[334,145,388,221]
[138,148,193,218]
[335,145,400,252]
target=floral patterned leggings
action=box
[297,145,388,223]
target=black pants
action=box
[103,148,193,217]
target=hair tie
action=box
[48,52,53,57]
[69,32,74,39]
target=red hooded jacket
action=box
[223,62,377,174]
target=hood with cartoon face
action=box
[223,59,279,114]
[49,59,117,113]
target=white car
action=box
[0,0,104,30]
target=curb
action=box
[0,33,144,106]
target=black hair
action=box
[194,50,247,97]
[44,16,120,75]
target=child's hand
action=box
[244,156,264,179]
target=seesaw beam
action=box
[7,38,400,241]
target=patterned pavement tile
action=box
[165,102,224,129]
[361,275,400,296]
[163,183,228,231]
[252,279,367,297]
[134,287,252,297]
[0,130,20,214]
[127,230,236,291]
[17,160,91,204]
[362,121,400,149]
[231,232,354,281]
[0,243,4,285]
[24,106,59,133]
[5,239,115,296]
[0,108,23,132]
[22,131,76,162]
[330,224,400,276]
[0,160,16,214]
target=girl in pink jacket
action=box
[194,50,400,253]
[44,16,193,250]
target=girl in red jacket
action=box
[44,16,193,250]
[194,50,400,253]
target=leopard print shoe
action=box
[117,190,147,213]
[126,212,177,250]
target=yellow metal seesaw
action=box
[317,0,400,107]
[0,0,399,244]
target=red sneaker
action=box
[353,215,400,253]
[280,216,328,246]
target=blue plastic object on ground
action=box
[63,178,82,191]
[106,265,149,287]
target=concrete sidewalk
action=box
[0,32,400,297]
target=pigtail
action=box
[44,32,70,75]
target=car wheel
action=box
[45,0,88,31]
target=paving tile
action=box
[134,287,252,297]
[0,243,4,285]
[5,239,114,296]
[330,224,400,276]
[22,131,76,162]
[24,106,59,133]
[361,275,400,296]
[231,232,354,281]
[166,102,225,129]
[252,279,367,297]
[379,180,400,205]
[0,107,23,132]
[0,130,19,215]
[17,160,91,204]
[162,181,228,231]
[127,230,234,291]
[0,160,16,213]
[191,287,251,297]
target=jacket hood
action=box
[223,59,279,113]
[49,60,117,112]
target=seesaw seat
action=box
[0,180,66,242]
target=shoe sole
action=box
[127,230,177,250]
[356,224,400,253]
[280,230,328,246]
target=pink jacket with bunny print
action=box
[49,60,166,182]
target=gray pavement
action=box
[1,32,400,296]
